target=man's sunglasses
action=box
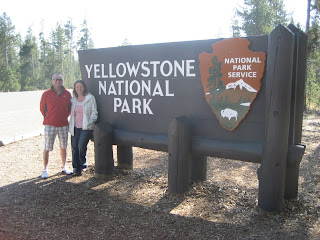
[54,79,63,81]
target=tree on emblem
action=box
[207,56,223,90]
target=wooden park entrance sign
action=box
[78,24,307,212]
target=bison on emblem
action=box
[221,108,238,121]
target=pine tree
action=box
[38,21,52,89]
[19,27,38,90]
[78,19,94,50]
[208,56,223,89]
[0,12,20,91]
[232,0,289,36]
[306,0,320,110]
[51,23,68,73]
[120,38,132,46]
[64,19,78,87]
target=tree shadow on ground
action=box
[0,161,317,240]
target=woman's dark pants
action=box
[71,127,93,173]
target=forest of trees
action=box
[232,0,320,111]
[0,0,319,110]
[0,15,94,91]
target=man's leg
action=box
[58,126,72,174]
[43,150,49,170]
[41,125,55,179]
[60,147,67,168]
[41,150,50,178]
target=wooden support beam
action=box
[117,145,133,170]
[258,25,295,212]
[284,25,308,199]
[285,144,306,198]
[168,117,191,194]
[93,123,114,179]
[190,154,207,182]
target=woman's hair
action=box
[73,80,88,97]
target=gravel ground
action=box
[0,113,319,240]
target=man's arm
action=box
[40,93,46,117]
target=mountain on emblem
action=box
[199,38,266,131]
[226,79,257,92]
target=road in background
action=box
[0,91,45,146]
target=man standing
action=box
[40,73,72,179]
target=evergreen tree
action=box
[51,23,68,73]
[306,0,320,110]
[77,19,94,50]
[19,27,39,90]
[306,52,320,109]
[231,16,242,38]
[0,12,20,91]
[232,0,289,36]
[307,0,320,56]
[120,38,132,46]
[0,12,16,70]
[38,22,52,89]
[65,19,77,86]
[208,56,223,89]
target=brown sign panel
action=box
[78,36,268,142]
[199,38,266,131]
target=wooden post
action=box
[285,144,306,198]
[258,25,295,211]
[284,25,308,199]
[117,145,133,170]
[168,117,191,194]
[190,154,207,182]
[93,123,114,179]
[288,25,307,145]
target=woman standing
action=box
[69,80,98,175]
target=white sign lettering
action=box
[89,59,196,115]
[85,60,196,79]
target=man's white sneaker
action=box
[41,170,48,179]
[62,167,72,175]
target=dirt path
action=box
[0,114,319,240]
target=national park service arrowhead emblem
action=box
[199,38,266,131]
